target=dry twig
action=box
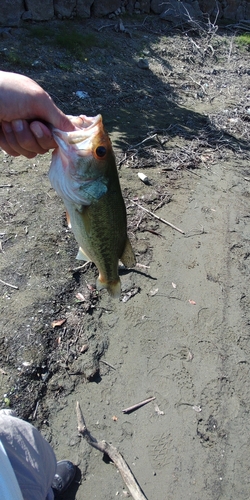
[76,401,148,500]
[130,200,185,234]
[100,359,116,370]
[0,278,19,290]
[122,396,156,414]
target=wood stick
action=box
[0,278,19,290]
[130,200,185,234]
[100,359,116,370]
[76,401,148,500]
[0,184,13,188]
[122,396,156,414]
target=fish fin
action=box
[120,237,136,268]
[76,247,90,261]
[66,211,71,229]
[96,275,121,299]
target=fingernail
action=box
[3,122,12,133]
[12,119,24,132]
[31,123,43,139]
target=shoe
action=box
[51,460,76,497]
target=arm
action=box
[0,71,75,158]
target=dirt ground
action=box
[0,14,250,500]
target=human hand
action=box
[0,71,75,158]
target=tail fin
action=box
[96,276,121,299]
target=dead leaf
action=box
[51,318,66,328]
[76,292,85,302]
[189,300,196,305]
[55,336,61,347]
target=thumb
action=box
[45,105,76,132]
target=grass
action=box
[26,24,99,61]
[236,33,250,49]
[27,25,55,39]
[55,31,98,60]
[3,48,31,68]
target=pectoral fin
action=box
[120,237,136,268]
[66,211,71,229]
[76,247,90,261]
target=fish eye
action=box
[95,146,106,158]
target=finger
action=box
[30,121,58,149]
[12,119,49,155]
[37,98,76,132]
[0,128,20,156]
[2,120,45,158]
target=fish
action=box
[49,114,136,298]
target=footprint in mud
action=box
[120,421,133,441]
[148,432,173,469]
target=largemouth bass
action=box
[49,114,135,298]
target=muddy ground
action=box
[0,14,250,500]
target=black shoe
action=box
[51,460,76,497]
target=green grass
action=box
[3,48,31,68]
[55,31,98,60]
[27,25,55,39]
[236,33,250,48]
[26,24,99,61]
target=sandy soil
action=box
[0,15,250,500]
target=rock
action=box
[1,30,12,39]
[0,0,24,26]
[224,0,247,21]
[159,0,203,23]
[138,58,149,69]
[150,0,165,14]
[54,0,76,18]
[25,0,54,21]
[76,0,94,18]
[92,0,122,17]
[126,0,135,14]
[137,0,150,12]
[21,10,33,20]
[198,0,221,16]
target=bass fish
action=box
[49,114,136,298]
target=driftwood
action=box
[76,401,148,500]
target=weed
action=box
[26,24,99,61]
[55,60,73,72]
[3,48,30,68]
[27,25,55,39]
[55,31,98,60]
[236,33,250,49]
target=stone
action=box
[25,0,54,20]
[198,0,218,16]
[54,0,76,18]
[0,0,25,26]
[92,0,122,17]
[76,0,94,18]
[223,0,246,21]
[159,0,203,23]
[137,0,150,12]
[150,0,165,14]
[138,58,149,69]
[21,10,33,20]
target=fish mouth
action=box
[52,114,103,156]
